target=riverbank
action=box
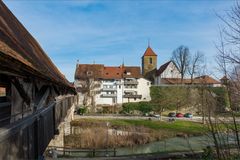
[65,118,207,149]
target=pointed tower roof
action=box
[142,46,157,57]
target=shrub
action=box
[122,102,154,114]
[78,107,87,115]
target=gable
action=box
[156,61,181,78]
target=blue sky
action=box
[4,0,234,82]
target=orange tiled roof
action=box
[142,46,157,57]
[75,64,142,80]
[102,67,122,79]
[123,66,143,78]
[74,64,104,80]
[194,75,221,84]
[162,75,220,85]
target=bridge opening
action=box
[0,75,11,127]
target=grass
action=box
[108,119,207,135]
[68,118,208,149]
[72,118,207,135]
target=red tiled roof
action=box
[162,75,220,85]
[194,75,221,84]
[102,67,122,79]
[74,64,104,80]
[123,66,143,78]
[75,64,143,80]
[142,46,157,57]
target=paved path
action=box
[74,114,201,122]
[74,114,240,124]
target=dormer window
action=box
[87,71,92,76]
[126,72,131,75]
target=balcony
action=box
[124,80,138,85]
[101,94,117,97]
[123,94,142,98]
[102,87,117,91]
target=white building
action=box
[154,61,181,85]
[74,64,151,106]
[153,61,221,87]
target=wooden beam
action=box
[34,85,50,109]
[11,77,31,105]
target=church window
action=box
[149,58,152,64]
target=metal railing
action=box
[123,94,142,98]
[102,88,117,91]
[101,94,117,97]
[46,146,117,158]
[124,80,138,85]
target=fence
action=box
[46,146,117,158]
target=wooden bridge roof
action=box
[0,1,74,89]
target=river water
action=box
[57,135,214,157]
[115,135,212,156]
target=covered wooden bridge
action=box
[0,1,77,159]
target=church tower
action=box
[141,46,157,76]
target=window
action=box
[147,82,149,85]
[149,57,153,64]
[119,85,121,89]
[0,87,6,97]
[87,71,92,76]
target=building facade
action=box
[74,64,151,107]
[142,46,221,87]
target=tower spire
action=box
[148,38,150,47]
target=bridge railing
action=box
[0,94,78,160]
[46,146,117,158]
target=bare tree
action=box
[75,78,101,112]
[188,51,204,83]
[171,45,190,83]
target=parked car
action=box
[168,112,176,117]
[184,113,193,118]
[153,114,160,118]
[176,113,184,118]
